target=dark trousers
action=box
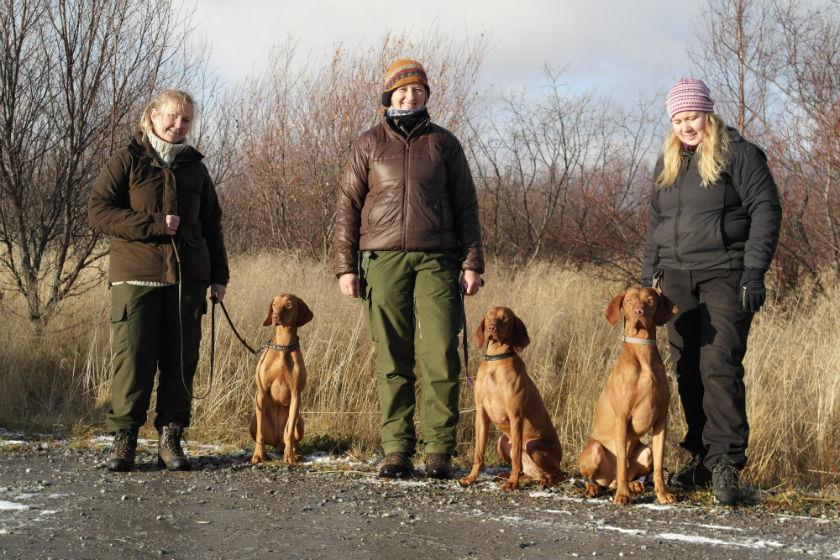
[661,269,753,470]
[106,281,207,432]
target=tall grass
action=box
[0,253,837,487]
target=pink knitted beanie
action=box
[666,78,714,119]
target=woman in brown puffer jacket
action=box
[89,89,229,473]
[333,59,484,480]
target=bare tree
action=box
[0,0,215,327]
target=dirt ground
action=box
[0,434,838,560]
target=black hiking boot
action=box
[712,460,744,505]
[670,452,712,490]
[424,453,453,480]
[106,427,138,472]
[378,452,413,479]
[157,423,191,471]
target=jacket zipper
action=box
[402,137,410,250]
[674,152,691,265]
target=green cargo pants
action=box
[360,251,462,455]
[106,281,207,432]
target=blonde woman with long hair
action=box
[89,89,229,472]
[641,79,782,505]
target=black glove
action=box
[740,268,766,313]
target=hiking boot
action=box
[157,423,191,471]
[712,460,744,505]
[106,427,138,472]
[425,453,453,480]
[378,452,413,479]
[670,452,712,490]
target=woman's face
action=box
[390,84,427,110]
[670,111,708,147]
[150,101,194,143]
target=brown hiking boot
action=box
[425,453,453,479]
[378,452,413,479]
[157,423,191,471]
[106,427,138,472]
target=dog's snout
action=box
[633,307,644,317]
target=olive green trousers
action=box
[360,251,462,455]
[106,281,207,432]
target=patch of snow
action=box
[0,501,28,511]
[358,477,430,488]
[658,532,785,549]
[303,451,364,465]
[542,509,572,515]
[38,510,58,516]
[599,525,646,536]
[688,522,745,532]
[831,551,840,559]
[635,503,675,511]
[0,440,27,447]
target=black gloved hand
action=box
[740,268,766,313]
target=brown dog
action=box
[459,307,563,491]
[249,293,313,465]
[578,287,678,505]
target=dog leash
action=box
[171,238,215,400]
[217,301,301,355]
[460,290,474,387]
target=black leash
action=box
[218,300,260,355]
[171,238,214,400]
[460,287,475,387]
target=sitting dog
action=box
[578,287,678,505]
[459,306,563,491]
[249,293,313,465]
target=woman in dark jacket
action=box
[642,78,781,504]
[333,59,484,479]
[89,89,229,472]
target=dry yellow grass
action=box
[0,253,837,488]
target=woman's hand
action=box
[211,284,226,303]
[165,214,180,236]
[339,273,360,298]
[461,270,482,296]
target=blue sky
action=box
[187,0,707,100]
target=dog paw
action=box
[614,492,631,506]
[583,482,601,498]
[656,491,676,505]
[283,451,301,464]
[628,481,645,495]
[250,452,266,465]
[500,480,520,492]
[458,476,476,487]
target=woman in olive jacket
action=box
[333,59,484,479]
[641,79,781,505]
[89,89,229,472]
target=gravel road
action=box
[1,434,838,560]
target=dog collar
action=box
[483,351,517,361]
[622,336,657,346]
[261,340,300,352]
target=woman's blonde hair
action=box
[138,89,195,139]
[656,112,730,189]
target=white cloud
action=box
[186,0,708,98]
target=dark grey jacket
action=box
[642,129,781,283]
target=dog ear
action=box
[474,317,486,348]
[262,302,274,327]
[512,316,530,352]
[654,292,678,325]
[295,297,314,327]
[604,291,625,326]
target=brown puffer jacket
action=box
[332,117,484,276]
[88,132,229,286]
